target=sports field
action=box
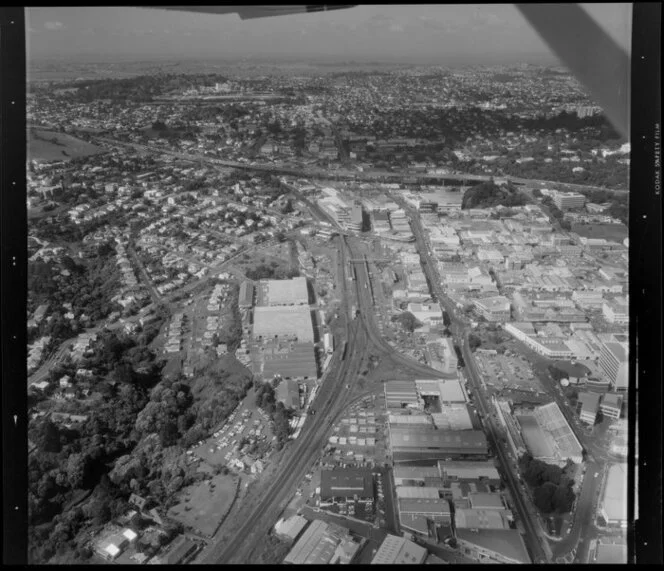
[28,129,104,162]
[571,223,628,243]
[168,474,237,537]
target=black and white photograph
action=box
[3,3,661,566]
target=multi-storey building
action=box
[599,341,628,391]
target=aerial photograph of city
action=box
[22,4,637,565]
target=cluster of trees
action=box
[255,380,295,450]
[518,454,576,514]
[245,263,300,281]
[64,73,230,103]
[541,196,573,230]
[391,311,423,333]
[461,181,529,210]
[468,333,482,350]
[28,245,122,344]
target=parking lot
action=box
[191,387,275,471]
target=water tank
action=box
[560,378,570,387]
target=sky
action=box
[26,4,632,65]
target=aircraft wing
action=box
[516,4,630,138]
[147,5,357,20]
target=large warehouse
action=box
[599,463,627,527]
[256,277,309,306]
[389,426,488,464]
[253,305,314,343]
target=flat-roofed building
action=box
[594,541,627,563]
[371,534,427,565]
[430,405,474,431]
[239,281,254,308]
[396,486,441,499]
[473,296,511,322]
[600,393,623,420]
[319,468,374,507]
[275,514,310,543]
[438,460,501,482]
[468,492,508,510]
[599,463,627,527]
[602,298,628,325]
[276,379,300,409]
[415,379,467,404]
[253,306,314,342]
[454,508,511,530]
[455,529,531,564]
[398,498,451,522]
[393,465,440,486]
[261,340,317,380]
[578,391,601,425]
[388,413,433,426]
[256,277,308,306]
[552,190,586,210]
[390,427,488,464]
[599,341,628,391]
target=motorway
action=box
[89,134,628,196]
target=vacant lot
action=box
[28,129,104,162]
[168,474,237,537]
[572,223,628,243]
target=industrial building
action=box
[283,519,359,565]
[274,514,309,543]
[384,381,420,409]
[430,405,474,431]
[454,508,512,530]
[239,281,254,308]
[389,426,488,464]
[416,379,468,404]
[438,460,501,483]
[276,379,301,409]
[319,468,374,508]
[455,529,531,564]
[256,277,309,306]
[398,497,452,535]
[370,534,427,565]
[260,340,317,380]
[599,463,627,527]
[517,402,583,465]
[253,306,314,342]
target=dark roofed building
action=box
[390,427,488,464]
[455,529,531,564]
[276,379,300,410]
[320,468,374,504]
[239,281,254,308]
[164,537,200,565]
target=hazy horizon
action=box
[26,5,631,67]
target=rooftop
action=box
[320,468,374,499]
[602,463,627,522]
[256,276,308,306]
[371,534,428,565]
[455,529,531,563]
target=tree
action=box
[532,188,542,198]
[468,334,482,350]
[533,481,557,513]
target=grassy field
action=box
[572,223,628,243]
[168,473,237,537]
[28,129,104,162]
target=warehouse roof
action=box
[455,529,531,563]
[438,461,500,481]
[253,305,314,342]
[371,534,427,565]
[390,427,487,452]
[256,276,308,306]
[261,341,317,379]
[468,493,507,510]
[320,468,374,499]
[601,463,627,523]
[398,497,451,516]
[395,486,441,499]
[454,508,510,530]
[431,405,473,431]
